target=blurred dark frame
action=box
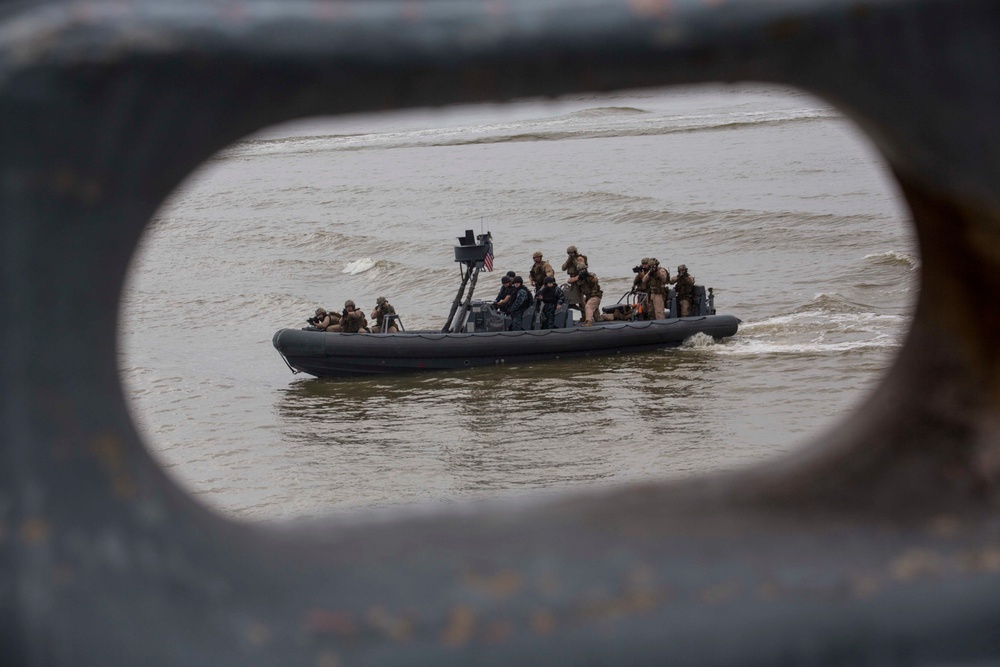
[2,0,1000,664]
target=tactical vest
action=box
[675,274,695,299]
[375,303,394,328]
[647,268,668,295]
[342,311,367,333]
[529,261,552,288]
[562,254,587,276]
[582,275,602,299]
[539,285,562,304]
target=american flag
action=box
[483,248,494,272]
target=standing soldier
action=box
[535,276,564,329]
[631,257,651,319]
[528,250,555,294]
[671,264,696,317]
[578,270,612,326]
[370,296,398,333]
[561,245,588,312]
[641,258,671,320]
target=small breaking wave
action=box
[864,251,920,271]
[342,258,377,275]
[214,106,840,160]
[562,106,649,118]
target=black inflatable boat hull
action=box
[273,315,740,377]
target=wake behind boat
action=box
[273,230,740,377]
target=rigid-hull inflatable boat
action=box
[273,231,740,377]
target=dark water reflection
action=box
[269,349,729,516]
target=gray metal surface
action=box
[2,0,999,664]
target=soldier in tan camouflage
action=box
[579,270,612,326]
[671,264,696,317]
[305,307,343,332]
[370,296,398,333]
[528,250,555,294]
[561,245,588,312]
[341,299,369,333]
[641,258,670,320]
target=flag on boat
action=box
[484,249,494,272]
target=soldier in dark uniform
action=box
[561,245,588,312]
[507,276,534,330]
[535,275,564,329]
[370,296,398,333]
[494,275,514,312]
[671,264,696,317]
[340,299,369,333]
[528,250,555,294]
[641,258,671,320]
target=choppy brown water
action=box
[119,84,917,521]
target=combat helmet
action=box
[376,296,387,305]
[532,250,543,259]
[344,299,355,308]
[649,258,659,265]
[566,245,577,254]
[315,307,327,316]
[640,257,650,265]
[678,264,687,272]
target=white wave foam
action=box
[864,251,920,270]
[740,310,906,332]
[680,332,717,349]
[342,258,376,275]
[716,335,900,356]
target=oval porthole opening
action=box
[118,84,917,523]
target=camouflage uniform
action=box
[528,251,555,293]
[507,278,534,330]
[305,307,342,332]
[324,310,343,332]
[341,300,369,333]
[672,265,696,317]
[641,259,670,320]
[561,245,588,311]
[579,272,611,326]
[371,296,398,333]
